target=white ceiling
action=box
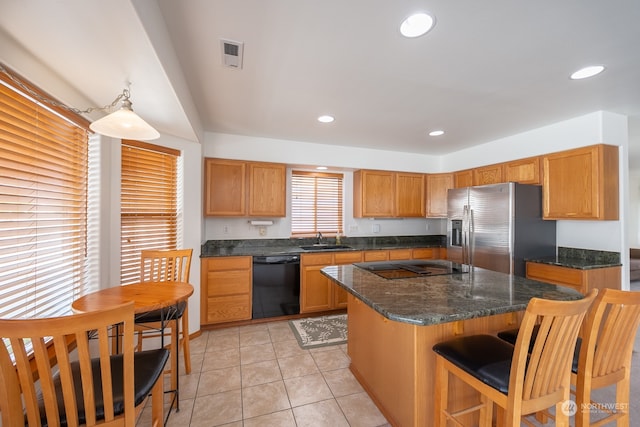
[1,0,639,157]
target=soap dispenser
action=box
[336,230,342,245]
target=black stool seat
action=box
[433,334,515,394]
[134,300,186,323]
[497,325,582,373]
[37,348,170,425]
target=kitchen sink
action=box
[299,244,353,251]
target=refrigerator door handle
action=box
[462,205,469,265]
[468,208,474,267]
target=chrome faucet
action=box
[316,232,324,245]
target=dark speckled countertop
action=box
[526,246,621,270]
[201,235,446,257]
[321,261,583,326]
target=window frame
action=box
[291,170,344,237]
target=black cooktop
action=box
[353,260,469,280]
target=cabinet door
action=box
[396,172,425,217]
[248,162,286,217]
[426,173,454,217]
[203,158,246,216]
[354,170,395,217]
[542,144,618,220]
[454,170,473,188]
[333,251,363,309]
[473,164,503,186]
[504,156,541,184]
[300,265,333,312]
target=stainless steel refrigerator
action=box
[446,182,556,276]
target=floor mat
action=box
[289,314,347,349]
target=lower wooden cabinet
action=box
[202,248,448,322]
[301,251,363,313]
[525,262,621,294]
[201,256,252,325]
[301,248,444,314]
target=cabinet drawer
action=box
[526,262,582,286]
[206,295,252,323]
[301,253,334,266]
[207,270,252,296]
[364,251,388,261]
[334,251,363,264]
[412,248,438,259]
[389,249,413,260]
[206,256,252,271]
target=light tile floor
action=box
[139,283,640,426]
[138,319,390,427]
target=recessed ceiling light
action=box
[570,65,605,80]
[400,12,435,38]
[429,130,445,136]
[316,166,328,170]
[317,115,335,123]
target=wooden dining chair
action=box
[135,248,193,374]
[0,302,169,427]
[433,290,597,427]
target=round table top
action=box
[71,281,194,314]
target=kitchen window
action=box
[291,171,343,236]
[0,64,98,319]
[120,140,181,284]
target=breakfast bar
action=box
[321,261,583,427]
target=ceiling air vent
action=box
[220,39,244,69]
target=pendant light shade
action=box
[89,96,160,140]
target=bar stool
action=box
[497,288,640,427]
[432,290,597,427]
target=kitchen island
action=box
[321,261,584,427]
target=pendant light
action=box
[89,90,160,140]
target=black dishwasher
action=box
[252,255,300,319]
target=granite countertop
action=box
[201,235,446,257]
[526,246,622,270]
[321,262,583,326]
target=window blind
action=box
[120,140,180,284]
[291,171,343,236]
[0,71,90,319]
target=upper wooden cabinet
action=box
[504,156,542,185]
[473,163,503,186]
[542,144,619,220]
[354,169,425,218]
[426,173,454,217]
[204,158,286,217]
[396,172,426,217]
[354,169,395,217]
[454,170,473,188]
[204,158,246,216]
[247,162,286,217]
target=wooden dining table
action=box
[71,281,194,414]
